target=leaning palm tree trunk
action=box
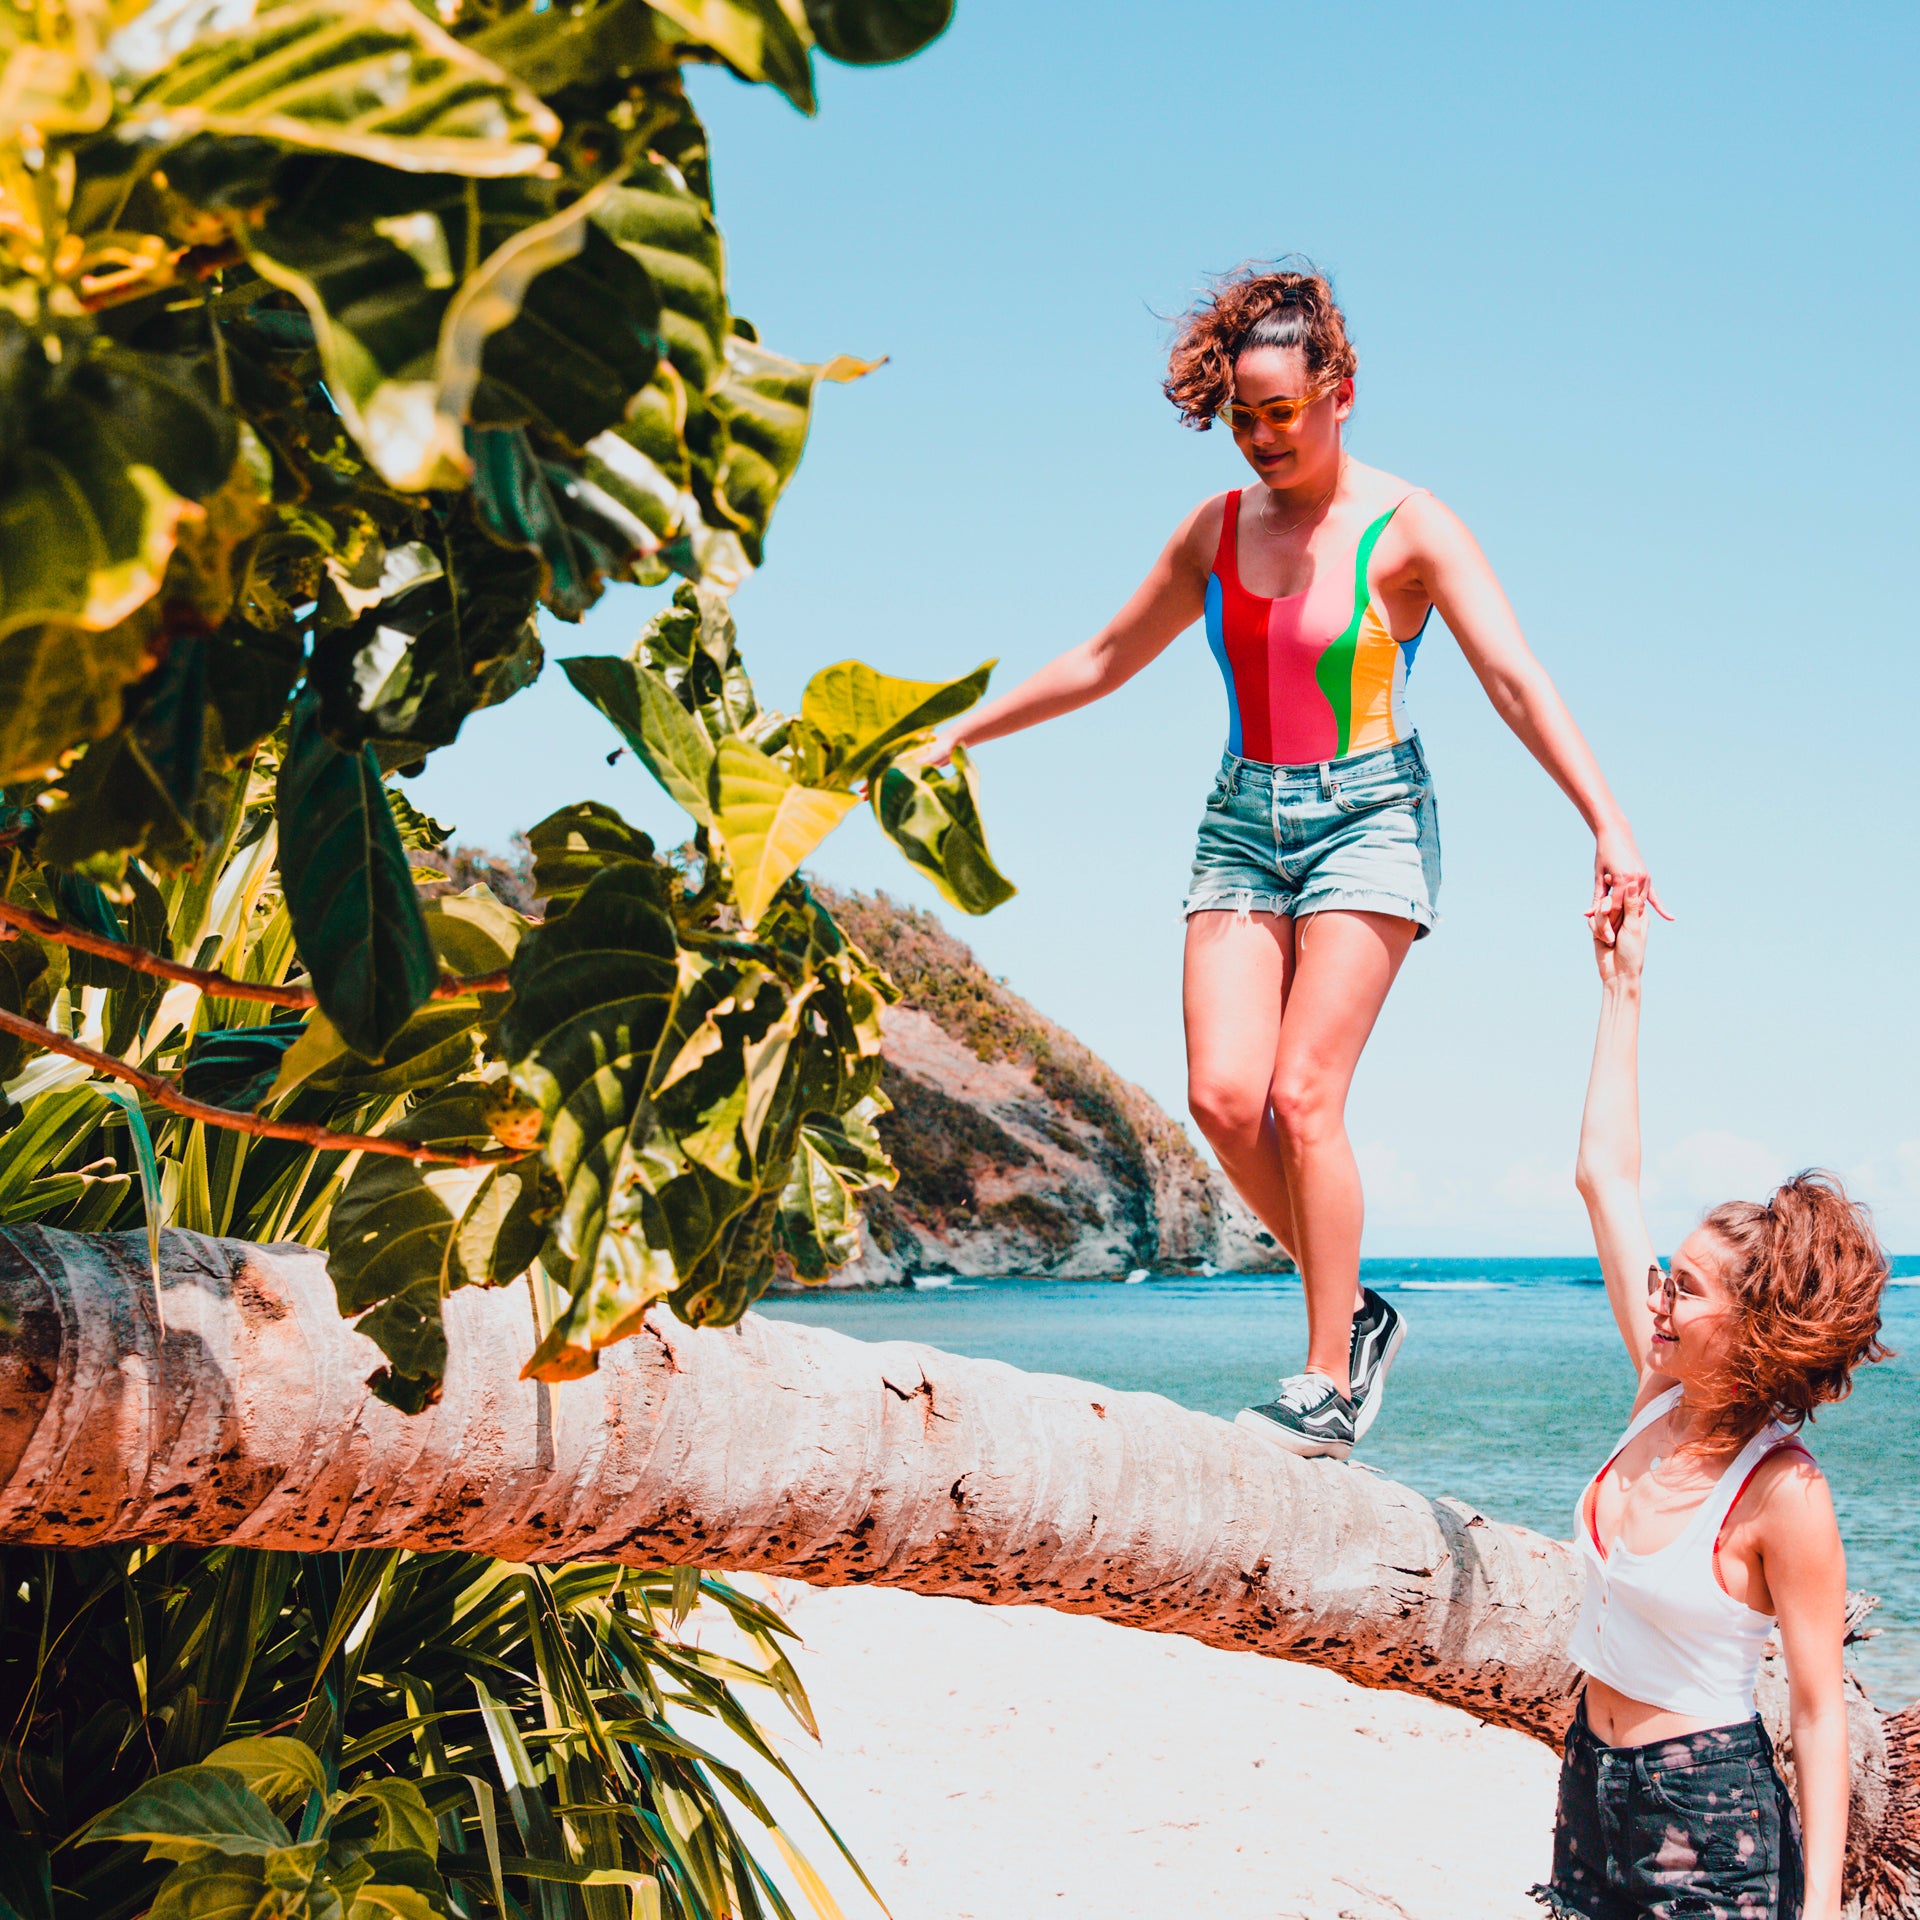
[3,1226,1915,1914]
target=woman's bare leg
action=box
[1184,909,1300,1255]
[1185,907,1417,1395]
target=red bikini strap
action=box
[1712,1438,1813,1558]
[1213,490,1243,588]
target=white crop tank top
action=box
[1569,1385,1802,1724]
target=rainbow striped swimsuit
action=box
[1204,488,1431,765]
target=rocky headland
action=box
[813,889,1290,1286]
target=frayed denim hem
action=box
[1294,888,1439,937]
[1527,1885,1595,1920]
[1182,887,1289,923]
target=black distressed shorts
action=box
[1530,1697,1803,1920]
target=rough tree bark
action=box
[2,1228,1915,1913]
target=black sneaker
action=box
[1235,1373,1356,1460]
[1348,1288,1406,1442]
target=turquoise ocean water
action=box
[759,1257,1920,1707]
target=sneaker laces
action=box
[1275,1373,1338,1412]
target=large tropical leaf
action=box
[82,1767,288,1859]
[308,514,543,753]
[124,0,560,175]
[709,736,856,928]
[801,0,951,63]
[799,656,991,783]
[466,427,655,621]
[37,624,211,876]
[0,319,237,644]
[329,1085,547,1409]
[0,615,159,788]
[701,335,879,567]
[277,691,437,1057]
[560,653,714,824]
[647,0,815,113]
[872,743,1015,914]
[249,163,655,490]
[523,800,656,914]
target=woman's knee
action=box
[1187,1077,1268,1151]
[1269,1067,1342,1148]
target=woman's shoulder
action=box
[1173,490,1236,567]
[1734,1431,1835,1541]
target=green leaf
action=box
[594,161,729,402]
[330,1086,545,1304]
[249,163,655,491]
[0,617,157,787]
[387,790,452,854]
[207,617,305,761]
[772,1130,859,1280]
[179,1018,308,1109]
[701,336,880,569]
[201,1736,329,1810]
[83,1766,288,1860]
[802,0,952,63]
[345,1780,439,1857]
[277,690,437,1058]
[125,0,561,176]
[467,428,654,621]
[310,515,542,755]
[145,1856,272,1920]
[423,885,527,976]
[0,914,61,1081]
[264,1009,355,1102]
[872,743,1015,915]
[304,999,480,1097]
[648,0,817,113]
[561,654,714,825]
[498,863,683,1343]
[329,1086,547,1406]
[0,318,238,646]
[710,735,858,928]
[629,582,757,744]
[524,801,656,913]
[799,657,991,784]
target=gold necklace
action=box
[1258,463,1343,538]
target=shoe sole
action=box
[1234,1406,1353,1461]
[1351,1314,1407,1443]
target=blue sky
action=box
[419,0,1920,1253]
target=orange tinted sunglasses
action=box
[1219,381,1338,434]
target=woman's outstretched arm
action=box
[940,502,1213,754]
[1574,882,1661,1379]
[1397,494,1667,936]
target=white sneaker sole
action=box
[1234,1406,1354,1461]
[1350,1314,1407,1443]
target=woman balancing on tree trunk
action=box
[1547,880,1888,1920]
[935,263,1661,1458]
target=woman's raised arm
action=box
[940,501,1214,755]
[1574,882,1661,1379]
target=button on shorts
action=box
[1181,733,1441,936]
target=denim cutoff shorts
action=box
[1182,733,1441,935]
[1530,1698,1803,1920]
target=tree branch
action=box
[0,1007,511,1167]
[0,899,510,1008]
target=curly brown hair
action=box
[1693,1170,1891,1441]
[1163,263,1358,430]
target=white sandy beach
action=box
[733,1581,1561,1920]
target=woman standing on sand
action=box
[1547,881,1886,1920]
[937,263,1660,1458]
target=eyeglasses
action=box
[1218,381,1339,435]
